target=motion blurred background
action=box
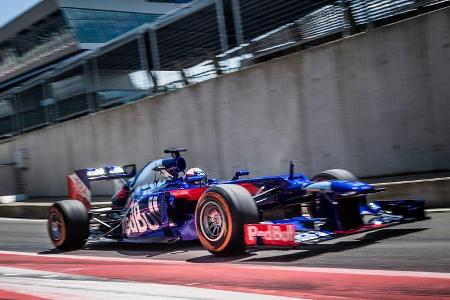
[0,0,449,197]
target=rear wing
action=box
[67,164,136,208]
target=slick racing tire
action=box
[311,169,357,182]
[48,200,89,250]
[195,184,259,256]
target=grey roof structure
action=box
[0,0,190,84]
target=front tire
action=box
[195,184,259,256]
[48,200,89,250]
[311,169,358,182]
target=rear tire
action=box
[48,200,89,250]
[311,169,357,182]
[195,184,259,256]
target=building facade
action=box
[0,0,447,139]
[0,0,191,87]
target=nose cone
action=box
[331,181,374,193]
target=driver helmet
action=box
[185,167,208,185]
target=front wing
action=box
[244,199,426,248]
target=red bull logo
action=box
[244,224,296,246]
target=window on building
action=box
[62,8,161,43]
[0,11,76,81]
[146,0,192,3]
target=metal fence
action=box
[52,65,92,121]
[15,83,49,132]
[0,0,448,138]
[94,37,150,108]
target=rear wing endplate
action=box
[67,164,136,208]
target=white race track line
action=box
[0,266,296,300]
[372,176,450,186]
[1,250,450,280]
[0,217,46,223]
[426,208,450,212]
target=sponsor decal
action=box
[109,166,125,175]
[86,168,106,178]
[295,231,330,243]
[244,224,296,246]
[67,174,91,208]
[123,196,175,237]
[85,165,134,180]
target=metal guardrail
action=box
[21,107,48,132]
[0,116,13,136]
[247,4,346,56]
[349,0,447,25]
[0,0,448,138]
[56,94,92,121]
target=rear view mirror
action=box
[232,170,250,180]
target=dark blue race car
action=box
[48,148,426,256]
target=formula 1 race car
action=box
[48,148,425,256]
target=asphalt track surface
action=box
[0,211,449,299]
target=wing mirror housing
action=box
[232,170,250,181]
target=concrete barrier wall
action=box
[0,165,16,196]
[0,7,449,196]
[370,177,450,209]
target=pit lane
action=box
[0,210,448,273]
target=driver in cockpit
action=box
[112,167,208,210]
[185,167,208,186]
